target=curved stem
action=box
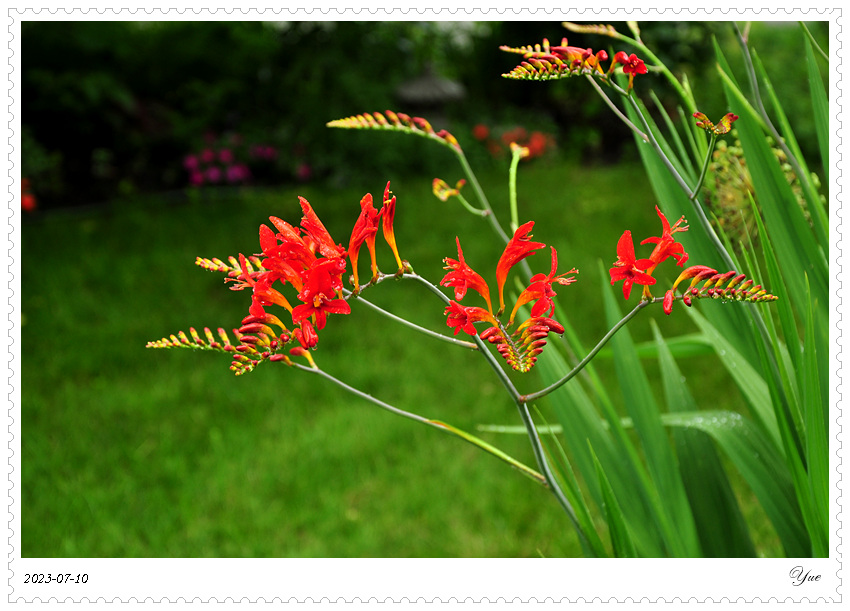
[692,133,717,200]
[523,298,655,403]
[571,23,697,116]
[585,75,648,141]
[344,288,478,350]
[453,192,488,217]
[291,362,546,486]
[454,149,511,244]
[454,307,589,547]
[624,93,695,198]
[800,21,829,62]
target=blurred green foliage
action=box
[22,20,826,209]
[22,21,480,207]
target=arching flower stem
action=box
[403,272,583,534]
[454,148,511,244]
[289,361,546,486]
[523,298,656,403]
[344,287,478,351]
[563,21,697,117]
[624,93,695,199]
[584,75,647,141]
[454,191,489,217]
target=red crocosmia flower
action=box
[441,237,493,313]
[348,193,382,290]
[641,205,689,269]
[496,221,546,314]
[268,215,304,247]
[509,247,578,324]
[250,277,294,319]
[291,264,351,332]
[304,256,347,296]
[614,52,648,89]
[299,196,345,259]
[444,301,498,337]
[381,181,404,271]
[609,230,656,300]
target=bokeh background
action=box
[21,20,828,557]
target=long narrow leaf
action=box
[602,267,701,557]
[652,321,756,557]
[534,408,608,558]
[683,306,780,448]
[536,345,665,556]
[660,409,810,557]
[589,443,637,558]
[802,277,829,557]
[715,44,829,319]
[750,49,828,247]
[804,30,830,182]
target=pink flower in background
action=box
[251,145,278,160]
[205,166,222,183]
[226,164,251,183]
[183,154,199,171]
[182,135,285,188]
[296,162,312,182]
[218,148,234,165]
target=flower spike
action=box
[432,178,467,202]
[561,22,620,37]
[327,110,462,152]
[693,111,739,136]
[501,38,646,88]
[662,266,778,315]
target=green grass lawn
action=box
[21,159,771,557]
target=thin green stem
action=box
[522,298,654,403]
[454,149,511,244]
[378,265,591,548]
[692,132,717,199]
[624,93,695,198]
[290,362,546,486]
[577,23,697,116]
[508,145,523,233]
[585,75,648,141]
[687,136,737,271]
[800,21,829,62]
[454,144,536,282]
[344,289,478,350]
[453,192,488,217]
